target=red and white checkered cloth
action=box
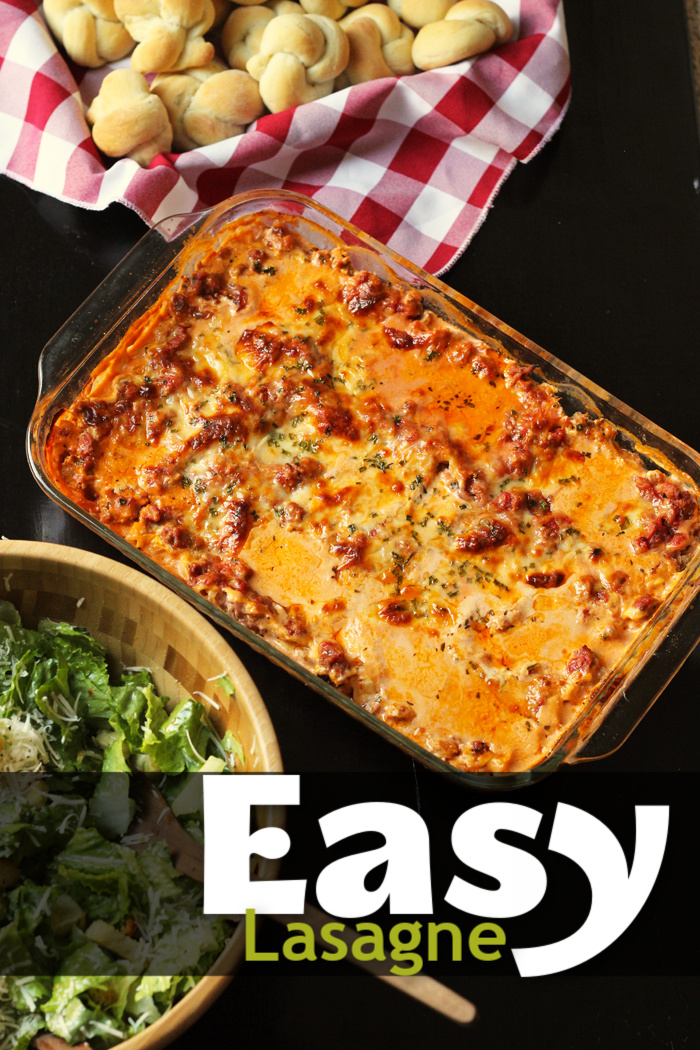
[0,0,569,274]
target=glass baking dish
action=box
[27,189,700,789]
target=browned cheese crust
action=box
[46,213,700,772]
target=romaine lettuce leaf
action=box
[0,605,234,1047]
[38,621,113,724]
[0,921,38,975]
[11,1011,46,1050]
[53,828,139,927]
[141,698,214,773]
[88,774,135,839]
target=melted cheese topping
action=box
[45,214,700,773]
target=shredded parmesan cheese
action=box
[193,690,219,709]
[185,728,206,765]
[32,886,52,921]
[90,1020,128,1040]
[0,715,51,772]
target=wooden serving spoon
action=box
[126,777,477,1025]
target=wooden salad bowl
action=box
[0,539,283,1050]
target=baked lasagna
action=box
[45,211,700,773]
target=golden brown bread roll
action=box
[299,0,368,18]
[246,12,349,111]
[114,0,215,73]
[299,0,346,17]
[152,61,264,149]
[411,0,512,71]
[237,0,303,8]
[222,4,303,72]
[86,68,172,165]
[222,5,275,69]
[43,0,134,67]
[210,0,232,27]
[387,0,458,29]
[235,0,301,7]
[339,4,414,84]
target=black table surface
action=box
[2,2,700,1047]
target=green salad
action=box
[0,600,239,1050]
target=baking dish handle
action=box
[566,587,700,763]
